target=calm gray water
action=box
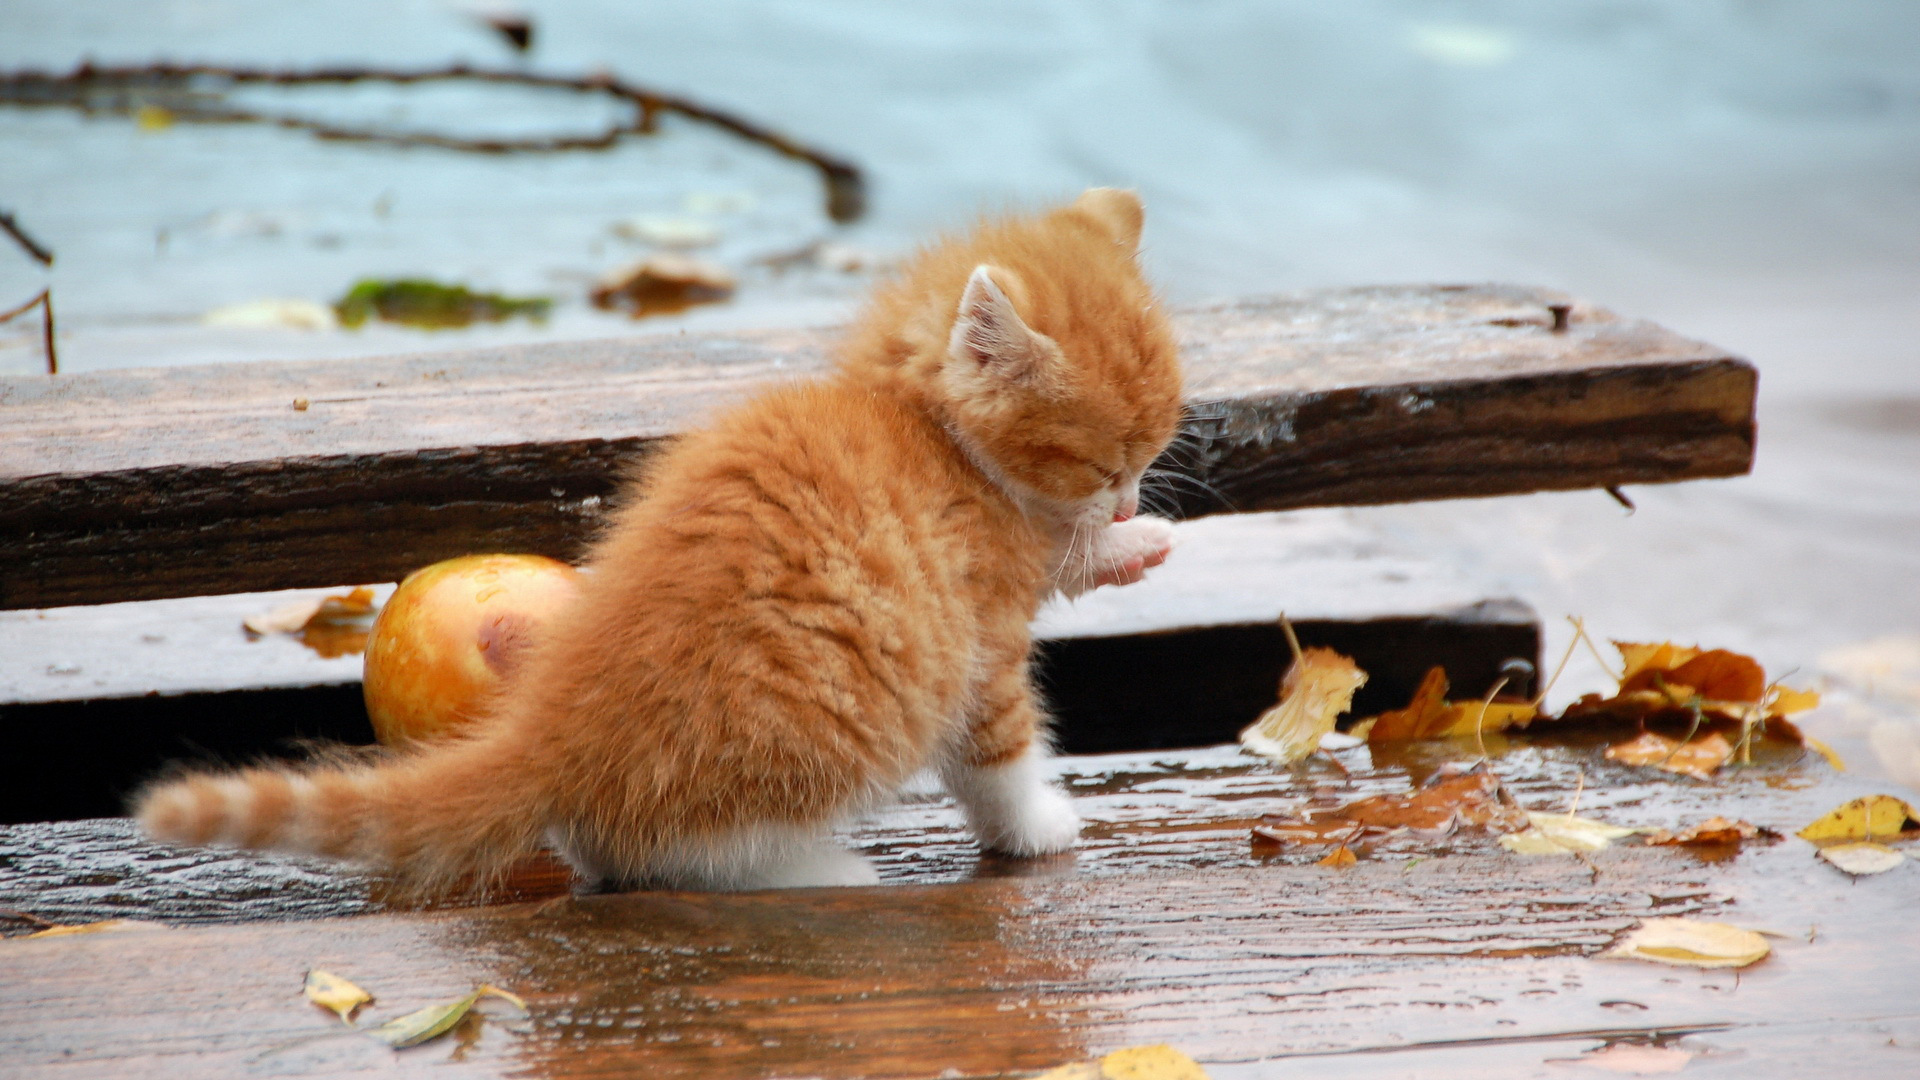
[3,2,1918,773]
[3,1,1915,390]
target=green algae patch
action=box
[334,279,550,330]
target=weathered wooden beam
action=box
[0,285,1755,609]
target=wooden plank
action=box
[0,510,1540,823]
[0,285,1756,609]
[3,735,1914,1078]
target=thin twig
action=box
[0,62,866,222]
[0,209,53,266]
[1472,675,1511,762]
[1567,616,1624,683]
[0,288,56,374]
[1278,611,1303,665]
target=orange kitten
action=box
[135,189,1185,892]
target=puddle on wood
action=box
[4,730,1917,1080]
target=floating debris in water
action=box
[591,255,735,319]
[334,279,550,330]
[611,214,721,248]
[202,298,338,330]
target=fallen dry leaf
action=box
[304,969,373,1023]
[1500,811,1639,855]
[590,254,735,319]
[1363,666,1536,743]
[1253,765,1528,854]
[1366,666,1451,742]
[1315,845,1358,868]
[1558,640,1818,733]
[1604,730,1734,782]
[1818,841,1905,876]
[1642,817,1772,846]
[1036,1045,1212,1080]
[1549,1042,1694,1074]
[1600,918,1769,969]
[368,984,527,1049]
[1796,795,1920,843]
[1240,646,1367,765]
[23,919,164,939]
[244,587,379,658]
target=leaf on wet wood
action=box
[1253,764,1528,854]
[304,969,373,1023]
[1600,918,1769,969]
[1548,1042,1695,1074]
[1604,730,1734,782]
[1036,1045,1212,1080]
[1240,646,1368,764]
[367,984,527,1049]
[1818,841,1905,876]
[1499,811,1639,855]
[1315,845,1358,868]
[21,919,165,939]
[1362,665,1536,743]
[1641,816,1774,847]
[1796,795,1920,843]
[243,586,377,636]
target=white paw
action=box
[944,747,1083,857]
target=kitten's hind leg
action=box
[567,823,881,891]
[746,840,882,889]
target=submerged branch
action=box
[0,210,54,267]
[0,62,866,223]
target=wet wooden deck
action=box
[4,737,1915,1078]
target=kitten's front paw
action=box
[1089,515,1175,589]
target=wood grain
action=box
[5,740,1915,1079]
[0,286,1755,609]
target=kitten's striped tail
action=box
[132,729,547,894]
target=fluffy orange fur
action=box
[135,189,1185,893]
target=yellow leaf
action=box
[1818,842,1905,876]
[1796,795,1920,843]
[135,105,174,131]
[1433,699,1537,738]
[1769,686,1821,716]
[304,969,373,1023]
[1499,811,1639,855]
[1315,845,1358,868]
[1100,1045,1212,1080]
[1239,647,1367,764]
[23,919,162,939]
[367,984,526,1049]
[1616,641,1700,684]
[1601,918,1769,969]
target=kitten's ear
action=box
[1071,187,1144,251]
[948,265,1052,379]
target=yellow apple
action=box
[362,553,581,746]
